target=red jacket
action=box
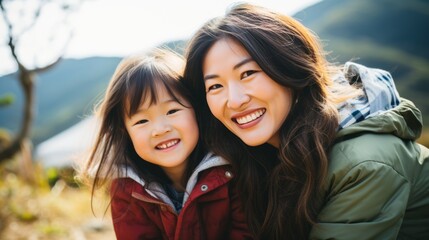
[110,156,253,240]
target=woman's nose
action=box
[226,82,250,109]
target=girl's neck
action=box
[171,181,185,192]
[162,166,186,192]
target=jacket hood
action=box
[117,152,229,211]
[336,98,423,141]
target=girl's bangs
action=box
[124,67,188,117]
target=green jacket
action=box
[310,99,429,240]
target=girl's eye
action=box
[134,119,148,125]
[207,84,222,92]
[167,109,180,115]
[241,70,257,79]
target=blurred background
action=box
[1,0,428,239]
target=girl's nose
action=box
[151,120,172,137]
[226,82,250,110]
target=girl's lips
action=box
[155,139,180,150]
[231,108,266,125]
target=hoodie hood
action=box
[337,62,401,129]
[336,98,423,141]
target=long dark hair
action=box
[183,3,341,239]
[81,48,206,208]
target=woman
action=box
[182,3,429,239]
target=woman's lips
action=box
[231,108,266,128]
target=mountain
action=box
[293,0,429,124]
[0,57,121,145]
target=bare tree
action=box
[0,0,82,162]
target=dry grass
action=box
[0,159,115,240]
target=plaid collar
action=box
[337,62,400,130]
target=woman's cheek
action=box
[206,95,223,120]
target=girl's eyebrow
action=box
[203,74,218,81]
[135,98,177,113]
[203,57,253,81]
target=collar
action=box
[117,152,229,212]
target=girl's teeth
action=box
[157,140,178,149]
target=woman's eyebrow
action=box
[203,57,253,81]
[233,57,253,70]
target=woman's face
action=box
[202,38,293,147]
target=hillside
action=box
[294,0,429,124]
[0,57,121,145]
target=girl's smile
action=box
[124,85,199,177]
[155,138,180,150]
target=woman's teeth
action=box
[236,109,265,124]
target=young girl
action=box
[81,48,252,240]
[183,3,429,240]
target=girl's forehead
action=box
[139,83,187,107]
[141,84,169,106]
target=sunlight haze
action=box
[0,0,321,76]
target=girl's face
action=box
[124,85,199,177]
[203,38,293,148]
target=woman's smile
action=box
[232,108,266,127]
[203,38,293,147]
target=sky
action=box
[0,0,321,76]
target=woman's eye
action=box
[207,84,222,92]
[167,109,180,115]
[241,70,257,79]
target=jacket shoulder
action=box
[326,132,424,195]
[111,177,147,201]
[329,132,414,175]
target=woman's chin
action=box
[239,136,267,147]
